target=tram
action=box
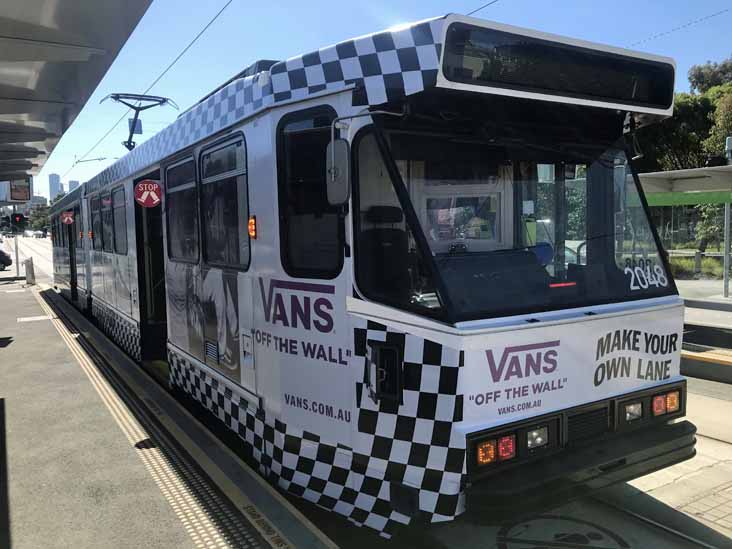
[50,14,696,537]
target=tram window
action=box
[101,193,113,253]
[277,106,342,279]
[91,197,102,251]
[112,187,128,255]
[165,159,199,262]
[201,141,248,268]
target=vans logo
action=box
[486,341,560,382]
[259,278,334,333]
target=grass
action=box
[669,256,726,279]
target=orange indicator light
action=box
[476,440,497,466]
[248,215,257,239]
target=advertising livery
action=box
[50,13,696,540]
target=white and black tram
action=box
[50,15,696,537]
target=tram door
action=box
[68,209,78,302]
[134,172,168,365]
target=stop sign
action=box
[134,179,162,208]
[61,211,74,225]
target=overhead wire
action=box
[630,8,730,47]
[61,0,234,179]
[467,0,500,17]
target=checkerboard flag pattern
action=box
[269,17,444,106]
[84,16,447,193]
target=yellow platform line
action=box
[33,288,292,549]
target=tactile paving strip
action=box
[35,289,284,549]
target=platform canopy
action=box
[0,0,151,192]
[639,165,732,206]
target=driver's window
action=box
[354,132,442,313]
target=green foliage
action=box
[28,206,49,231]
[695,203,724,250]
[669,255,725,279]
[703,82,732,106]
[703,93,732,156]
[50,192,66,205]
[668,256,695,278]
[635,92,714,172]
[688,58,732,93]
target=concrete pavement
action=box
[0,275,199,548]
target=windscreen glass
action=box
[442,23,674,109]
[354,126,674,320]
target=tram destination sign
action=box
[134,179,161,208]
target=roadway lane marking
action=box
[5,289,25,293]
[33,289,288,549]
[17,315,50,322]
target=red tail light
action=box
[498,435,516,461]
[652,395,667,416]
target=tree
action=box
[635,92,714,172]
[688,58,732,93]
[28,205,49,231]
[703,93,732,156]
[695,203,724,252]
[51,192,66,205]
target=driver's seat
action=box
[358,206,411,300]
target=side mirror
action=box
[326,138,350,206]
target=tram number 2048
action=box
[624,258,669,291]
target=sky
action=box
[35,0,732,198]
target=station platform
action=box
[0,269,335,549]
[2,241,732,548]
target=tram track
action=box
[590,495,721,549]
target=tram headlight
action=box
[624,402,643,422]
[526,426,549,449]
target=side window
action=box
[91,197,102,251]
[200,140,249,268]
[277,106,341,279]
[101,193,113,252]
[112,187,128,255]
[165,159,199,262]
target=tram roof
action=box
[80,14,675,196]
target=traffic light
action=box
[11,213,26,232]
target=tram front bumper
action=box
[465,419,696,517]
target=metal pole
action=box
[725,202,730,298]
[12,205,19,278]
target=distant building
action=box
[20,195,47,215]
[48,173,62,200]
[68,180,79,192]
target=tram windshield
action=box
[353,110,675,321]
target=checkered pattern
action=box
[352,319,467,528]
[168,316,467,539]
[83,16,446,194]
[91,299,141,362]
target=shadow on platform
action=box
[1,399,11,548]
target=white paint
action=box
[458,304,684,432]
[5,289,25,293]
[17,315,51,323]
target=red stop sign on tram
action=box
[61,211,74,225]
[134,179,162,208]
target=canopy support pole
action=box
[724,202,730,298]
